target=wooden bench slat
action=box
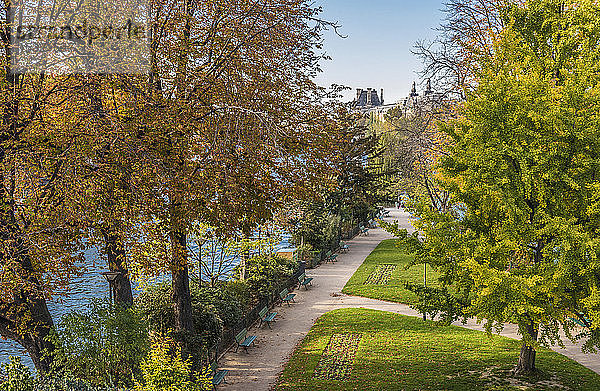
[212,369,228,385]
[264,313,277,322]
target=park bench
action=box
[210,362,228,389]
[323,250,338,263]
[569,313,591,328]
[340,242,350,252]
[297,272,313,290]
[258,306,277,329]
[234,328,256,353]
[359,225,370,236]
[279,288,296,306]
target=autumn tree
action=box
[0,66,87,371]
[394,0,600,375]
[123,0,341,350]
[74,76,141,306]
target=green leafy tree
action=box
[395,0,600,375]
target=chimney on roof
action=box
[356,88,363,102]
[380,89,384,105]
[366,88,372,105]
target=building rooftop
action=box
[353,88,384,109]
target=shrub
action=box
[37,374,110,391]
[235,254,297,298]
[224,280,252,309]
[190,285,242,328]
[134,336,211,391]
[0,356,113,391]
[0,356,35,391]
[323,215,341,249]
[291,204,327,250]
[45,300,149,388]
[135,282,244,350]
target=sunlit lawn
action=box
[342,239,439,304]
[276,308,600,391]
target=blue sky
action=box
[314,0,446,104]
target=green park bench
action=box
[569,313,591,328]
[279,288,296,306]
[340,242,349,252]
[258,306,277,329]
[359,225,370,236]
[234,328,256,353]
[210,362,228,388]
[297,272,313,290]
[324,250,337,263]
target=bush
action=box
[235,254,297,298]
[134,336,211,391]
[0,356,35,391]
[291,203,327,250]
[323,215,341,249]
[136,282,243,351]
[224,280,252,309]
[37,374,111,391]
[45,300,149,388]
[190,285,242,328]
[0,357,109,391]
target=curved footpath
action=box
[220,208,600,390]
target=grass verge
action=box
[342,239,439,304]
[276,308,600,391]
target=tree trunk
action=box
[514,320,538,375]
[239,227,251,281]
[0,236,57,374]
[11,300,56,374]
[171,230,194,333]
[104,231,134,306]
[0,157,56,374]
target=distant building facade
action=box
[352,88,395,116]
[351,81,446,118]
[397,80,445,116]
[354,88,384,108]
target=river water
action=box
[0,234,293,369]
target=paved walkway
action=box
[220,208,600,390]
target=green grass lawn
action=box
[277,308,600,391]
[342,239,439,304]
